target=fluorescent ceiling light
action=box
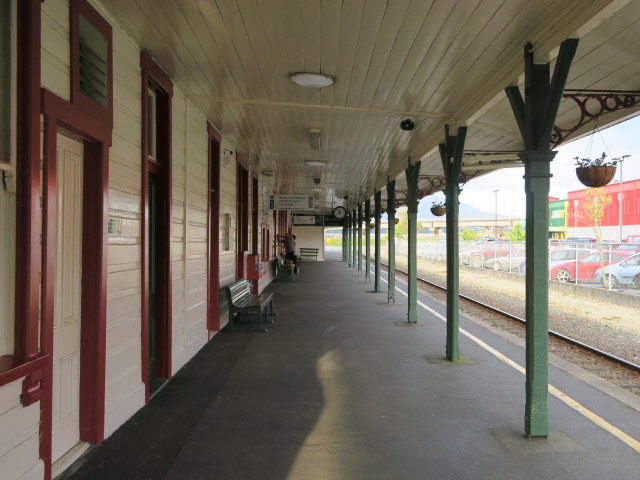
[289,72,335,88]
[305,160,326,167]
[309,187,324,192]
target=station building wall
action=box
[0,1,278,479]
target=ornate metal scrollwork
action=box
[552,89,640,147]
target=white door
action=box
[51,134,83,462]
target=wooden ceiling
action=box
[100,0,640,213]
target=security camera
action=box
[400,119,415,131]
[313,177,320,185]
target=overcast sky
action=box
[435,115,640,219]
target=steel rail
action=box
[382,262,640,373]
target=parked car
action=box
[594,253,640,288]
[484,249,527,272]
[614,243,640,254]
[624,235,640,244]
[549,251,632,282]
[461,242,512,267]
[520,247,595,275]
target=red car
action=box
[549,251,632,282]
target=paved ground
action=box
[59,254,640,480]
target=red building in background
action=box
[567,179,640,241]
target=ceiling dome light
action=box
[305,160,327,167]
[289,72,335,88]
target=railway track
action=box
[381,262,640,379]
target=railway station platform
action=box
[59,253,640,480]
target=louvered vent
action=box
[79,15,107,107]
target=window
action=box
[147,88,157,161]
[0,0,15,171]
[261,226,270,261]
[78,14,108,107]
[0,0,15,358]
[71,0,113,126]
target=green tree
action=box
[461,227,478,241]
[394,210,423,237]
[581,188,613,286]
[504,224,526,241]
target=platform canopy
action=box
[101,0,640,212]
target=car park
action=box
[483,249,527,272]
[460,242,512,267]
[614,243,640,254]
[520,247,595,275]
[549,251,632,283]
[594,253,640,288]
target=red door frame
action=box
[207,123,221,332]
[40,91,112,478]
[251,176,259,254]
[140,53,173,400]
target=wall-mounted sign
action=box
[108,218,123,235]
[291,214,345,226]
[293,215,316,225]
[269,194,314,210]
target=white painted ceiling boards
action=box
[101,0,640,213]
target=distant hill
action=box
[382,198,514,221]
[416,199,513,220]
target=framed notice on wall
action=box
[269,195,314,210]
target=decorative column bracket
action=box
[439,124,467,363]
[552,89,640,147]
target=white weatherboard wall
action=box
[218,141,238,329]
[38,0,245,442]
[292,226,325,261]
[171,94,209,373]
[1,0,279,476]
[102,0,145,436]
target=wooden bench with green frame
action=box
[224,279,277,332]
[299,247,319,261]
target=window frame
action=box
[70,0,113,127]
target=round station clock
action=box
[333,206,347,219]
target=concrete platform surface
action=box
[59,257,640,480]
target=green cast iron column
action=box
[357,203,363,274]
[346,212,352,267]
[523,150,555,436]
[439,125,466,362]
[365,198,371,282]
[405,161,421,323]
[342,220,347,262]
[506,39,578,437]
[352,209,357,270]
[387,180,396,303]
[374,190,382,292]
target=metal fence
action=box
[390,239,640,291]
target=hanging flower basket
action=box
[430,207,446,216]
[394,218,400,224]
[369,223,374,229]
[575,166,617,188]
[574,152,618,187]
